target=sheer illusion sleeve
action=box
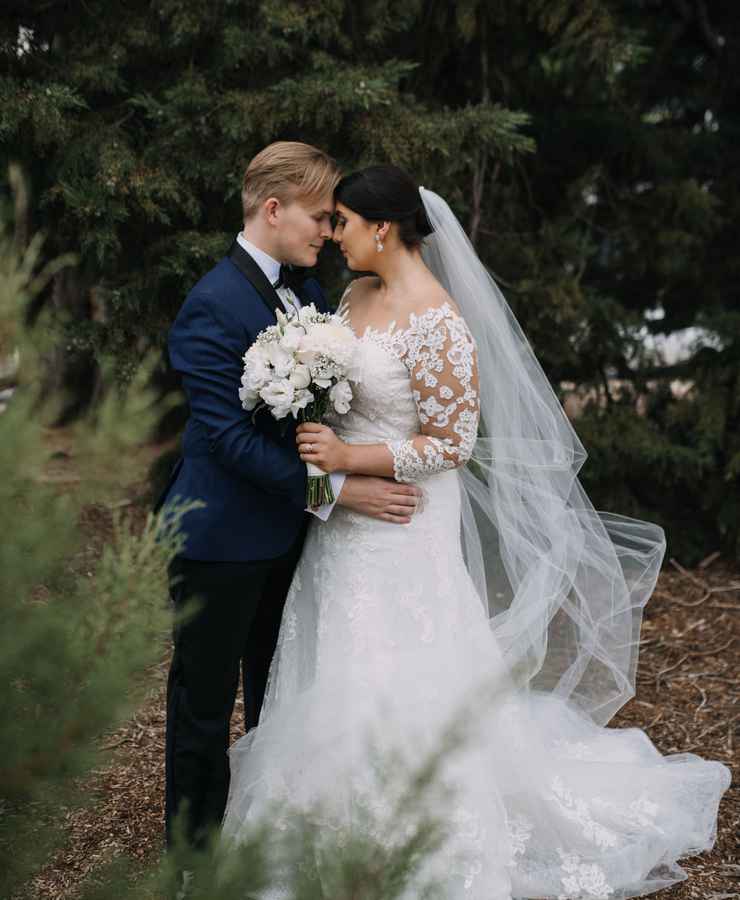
[387,304,480,482]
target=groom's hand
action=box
[337,475,420,524]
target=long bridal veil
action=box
[420,187,666,726]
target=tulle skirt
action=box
[223,471,730,899]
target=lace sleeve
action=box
[387,304,480,482]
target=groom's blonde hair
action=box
[242,141,340,220]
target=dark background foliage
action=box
[2,0,738,562]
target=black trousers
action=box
[164,533,304,848]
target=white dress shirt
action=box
[237,233,302,316]
[236,232,345,520]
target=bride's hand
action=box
[296,422,348,473]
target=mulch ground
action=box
[28,497,740,900]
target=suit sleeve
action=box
[169,292,307,509]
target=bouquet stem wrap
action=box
[305,461,334,506]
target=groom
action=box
[158,141,420,851]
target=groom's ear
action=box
[264,197,281,226]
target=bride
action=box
[222,165,730,898]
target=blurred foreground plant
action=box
[0,226,465,900]
[0,228,197,895]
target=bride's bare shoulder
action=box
[407,278,462,320]
[345,275,381,297]
[339,275,379,310]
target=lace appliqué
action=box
[557,849,614,899]
[592,794,664,833]
[387,435,456,482]
[551,776,618,850]
[379,304,479,483]
[507,815,533,858]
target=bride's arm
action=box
[297,307,480,482]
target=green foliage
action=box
[0,231,196,895]
[0,0,738,562]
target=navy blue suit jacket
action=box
[158,241,328,562]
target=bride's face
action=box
[332,203,380,271]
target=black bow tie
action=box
[273,264,303,292]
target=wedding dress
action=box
[222,286,730,898]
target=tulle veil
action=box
[419,187,666,726]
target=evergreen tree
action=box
[1,1,737,560]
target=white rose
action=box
[288,363,312,390]
[329,379,353,415]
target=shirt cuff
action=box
[306,472,346,521]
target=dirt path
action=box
[29,495,740,900]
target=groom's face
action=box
[273,191,335,268]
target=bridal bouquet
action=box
[239,304,358,507]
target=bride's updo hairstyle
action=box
[334,165,433,249]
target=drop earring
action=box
[375,233,384,253]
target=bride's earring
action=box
[375,233,384,253]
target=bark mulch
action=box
[29,502,740,900]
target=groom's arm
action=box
[169,292,307,509]
[335,475,420,525]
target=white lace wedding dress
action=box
[222,291,730,899]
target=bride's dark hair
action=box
[334,164,433,249]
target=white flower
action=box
[265,342,295,378]
[297,303,321,326]
[290,388,314,416]
[279,324,305,353]
[275,308,289,327]
[242,359,271,393]
[260,379,294,419]
[288,364,312,390]
[297,322,356,368]
[329,379,353,414]
[238,385,260,411]
[245,342,270,366]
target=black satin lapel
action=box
[227,240,282,318]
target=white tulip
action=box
[295,348,319,367]
[289,364,312,390]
